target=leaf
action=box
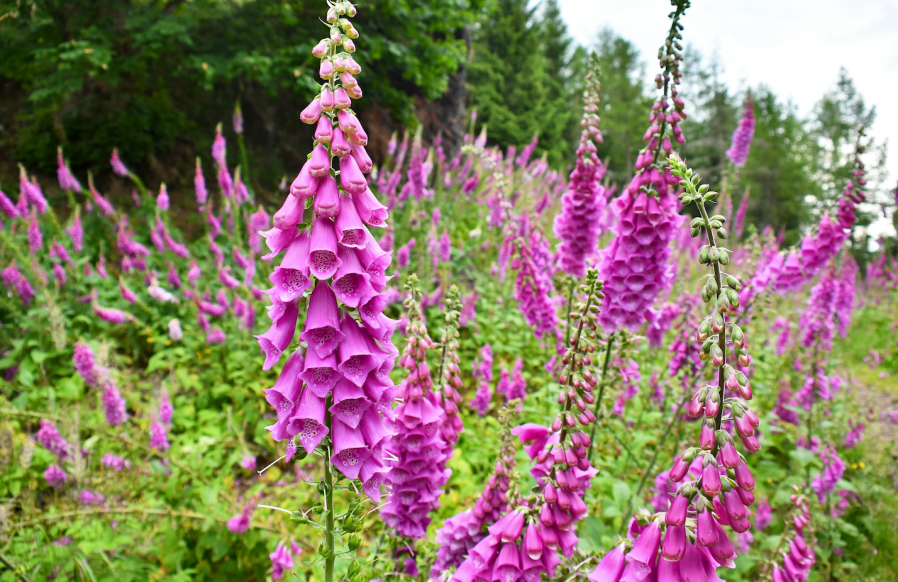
[612,481,630,506]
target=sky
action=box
[556,0,898,235]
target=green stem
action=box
[586,332,615,462]
[0,551,30,582]
[324,396,336,582]
[564,277,576,346]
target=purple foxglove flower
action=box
[219,268,241,290]
[53,263,66,287]
[300,282,344,357]
[192,158,208,209]
[301,97,323,125]
[314,116,333,144]
[255,297,299,370]
[73,341,99,387]
[588,545,626,582]
[159,388,174,426]
[227,505,252,534]
[707,519,736,567]
[333,246,373,308]
[336,313,379,387]
[351,144,373,174]
[299,348,341,398]
[726,97,755,167]
[37,420,70,460]
[102,453,131,471]
[149,420,169,450]
[240,455,256,470]
[57,148,82,192]
[626,521,661,576]
[330,417,372,480]
[351,188,388,228]
[261,226,300,261]
[270,542,295,580]
[331,127,351,157]
[696,508,719,547]
[335,197,368,248]
[262,350,301,420]
[27,210,43,254]
[308,144,331,178]
[701,461,721,496]
[102,379,128,426]
[0,190,17,218]
[308,217,342,279]
[314,174,341,218]
[356,230,392,289]
[339,154,367,196]
[110,148,128,176]
[329,378,372,429]
[469,381,492,416]
[94,303,132,324]
[207,327,226,344]
[212,126,227,167]
[79,489,105,506]
[274,193,304,230]
[44,464,68,489]
[662,524,687,561]
[119,280,137,304]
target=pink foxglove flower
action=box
[44,465,68,489]
[156,183,170,211]
[554,63,607,278]
[269,542,295,580]
[110,148,128,177]
[149,421,170,451]
[380,280,451,543]
[37,420,70,461]
[57,147,82,192]
[726,96,755,167]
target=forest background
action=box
[0,0,894,256]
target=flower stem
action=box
[324,444,336,582]
[586,332,615,462]
[564,277,576,346]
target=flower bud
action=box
[315,117,333,144]
[665,494,689,526]
[319,59,335,79]
[700,421,715,450]
[330,27,343,45]
[733,461,755,491]
[334,88,352,110]
[702,459,721,496]
[312,40,328,58]
[720,440,740,468]
[343,38,356,52]
[300,98,323,124]
[741,434,760,452]
[710,343,724,367]
[704,389,720,418]
[320,88,335,111]
[696,509,719,547]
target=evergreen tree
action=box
[588,29,653,186]
[466,0,571,166]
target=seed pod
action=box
[709,247,720,263]
[717,227,728,240]
[719,250,729,265]
[699,247,709,264]
[726,274,741,290]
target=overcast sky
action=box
[556,0,897,233]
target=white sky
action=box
[557,0,898,235]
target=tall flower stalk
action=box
[258,3,395,582]
[593,154,762,581]
[595,0,689,332]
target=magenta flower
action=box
[269,542,295,580]
[207,327,227,344]
[57,147,82,192]
[110,148,128,177]
[101,454,131,471]
[149,421,170,451]
[44,464,68,489]
[102,378,128,427]
[227,503,253,534]
[554,65,607,278]
[195,158,208,208]
[726,96,755,167]
[37,420,70,461]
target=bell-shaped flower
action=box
[489,511,525,543]
[359,407,392,449]
[679,543,707,582]
[264,350,304,420]
[510,423,551,460]
[339,154,368,196]
[329,378,371,429]
[314,174,341,218]
[494,542,521,582]
[337,313,380,387]
[300,98,322,124]
[360,457,389,502]
[626,521,661,576]
[290,398,329,456]
[274,192,304,229]
[320,87,335,110]
[335,198,368,248]
[255,298,299,370]
[589,545,627,582]
[300,283,344,357]
[270,242,312,303]
[290,161,319,200]
[707,519,736,567]
[331,128,351,157]
[352,188,388,228]
[299,348,341,398]
[469,536,499,572]
[696,508,719,547]
[351,144,373,173]
[662,523,687,562]
[364,312,399,345]
[356,230,392,290]
[261,226,300,261]
[314,116,333,144]
[333,246,373,308]
[331,418,372,479]
[308,218,342,280]
[308,144,331,178]
[358,292,386,329]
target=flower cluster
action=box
[452,270,604,582]
[37,420,70,461]
[436,285,465,444]
[380,277,451,541]
[432,407,518,577]
[597,152,763,582]
[554,58,607,279]
[725,96,755,167]
[259,1,397,511]
[73,341,129,427]
[595,3,688,332]
[771,493,815,582]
